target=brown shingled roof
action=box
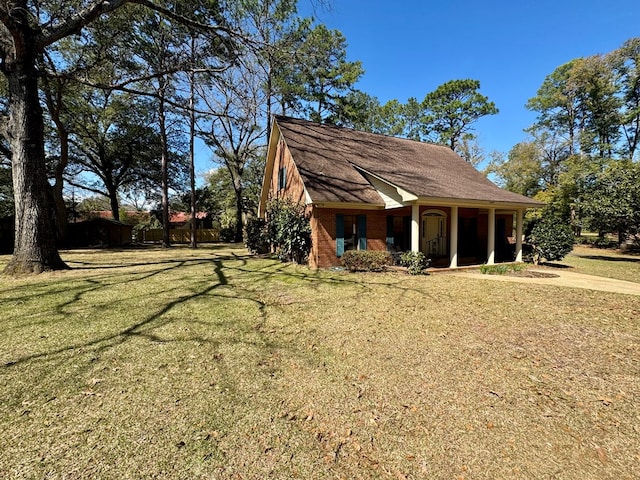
[275,116,543,207]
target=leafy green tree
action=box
[344,80,498,157]
[294,24,364,124]
[487,142,544,197]
[331,90,381,131]
[422,79,498,151]
[571,55,620,157]
[527,215,574,264]
[542,154,608,234]
[339,96,406,137]
[75,195,112,216]
[203,156,265,232]
[609,37,640,160]
[582,160,640,244]
[402,97,428,141]
[527,60,582,156]
[376,99,406,136]
[528,52,625,159]
[65,91,166,221]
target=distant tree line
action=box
[489,37,640,246]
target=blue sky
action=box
[299,0,640,157]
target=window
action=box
[336,214,366,257]
[277,166,287,191]
[386,215,411,251]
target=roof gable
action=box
[272,115,543,208]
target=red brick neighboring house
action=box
[259,116,543,269]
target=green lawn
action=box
[1,245,639,479]
[551,245,640,283]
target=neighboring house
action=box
[259,116,544,269]
[169,212,212,229]
[66,218,133,248]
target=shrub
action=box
[341,250,393,272]
[219,225,237,243]
[527,216,574,264]
[399,251,431,275]
[265,199,311,264]
[244,217,269,254]
[479,263,524,275]
[480,264,509,275]
[593,236,617,249]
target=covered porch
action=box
[405,203,526,269]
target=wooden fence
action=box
[139,228,220,243]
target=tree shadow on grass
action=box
[0,247,432,375]
[2,262,239,364]
[575,255,640,263]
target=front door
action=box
[422,215,446,256]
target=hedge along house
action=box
[259,116,544,269]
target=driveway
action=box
[451,268,640,296]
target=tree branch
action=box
[40,0,130,48]
[64,178,108,198]
[40,0,239,49]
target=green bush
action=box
[341,250,393,272]
[479,264,509,275]
[527,216,574,264]
[399,251,431,275]
[265,199,311,264]
[219,225,237,243]
[479,263,524,275]
[244,217,269,254]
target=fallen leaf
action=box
[595,446,607,463]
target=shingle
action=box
[275,116,543,207]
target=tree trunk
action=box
[51,130,69,243]
[233,176,243,243]
[4,59,68,274]
[159,81,170,248]
[188,62,197,249]
[108,188,120,222]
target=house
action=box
[66,218,133,248]
[169,212,212,229]
[259,116,544,269]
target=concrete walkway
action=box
[451,269,640,296]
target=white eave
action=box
[352,165,418,209]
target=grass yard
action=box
[554,245,640,283]
[0,245,639,479]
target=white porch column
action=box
[449,206,458,268]
[487,207,496,265]
[411,204,420,252]
[515,209,524,263]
